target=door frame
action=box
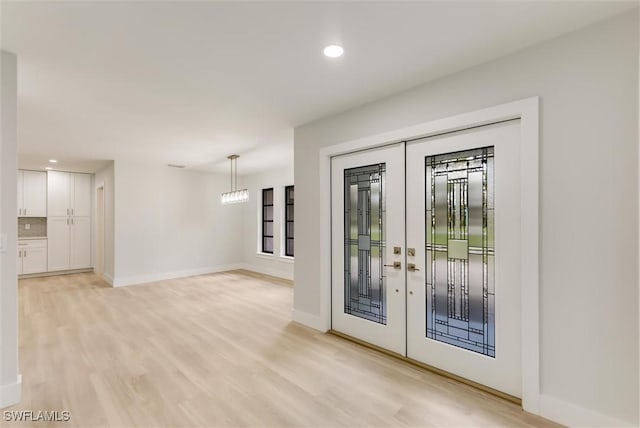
[94,182,106,280]
[318,97,540,413]
[95,184,105,278]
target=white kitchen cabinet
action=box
[47,171,91,217]
[17,170,47,217]
[70,216,91,269]
[47,170,93,272]
[47,216,91,272]
[17,248,22,275]
[17,172,23,217]
[72,174,92,217]
[18,239,48,275]
[47,217,71,271]
[47,171,70,217]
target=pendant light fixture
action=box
[221,154,249,205]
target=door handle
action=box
[408,263,420,272]
[384,261,401,269]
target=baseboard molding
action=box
[112,264,243,287]
[103,273,115,286]
[19,268,93,279]
[240,263,293,281]
[292,309,329,332]
[0,374,21,409]
[538,393,635,427]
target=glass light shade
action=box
[221,189,249,205]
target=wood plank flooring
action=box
[5,270,561,427]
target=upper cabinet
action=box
[17,170,47,217]
[47,171,92,217]
[72,173,92,217]
[47,171,70,217]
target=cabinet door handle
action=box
[71,218,74,225]
[24,250,27,258]
[67,208,69,215]
[24,208,26,215]
[18,250,21,258]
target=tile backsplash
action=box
[18,217,47,238]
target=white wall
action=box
[240,166,294,280]
[294,11,638,427]
[94,161,115,283]
[0,50,20,408]
[112,160,243,286]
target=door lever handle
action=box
[384,262,401,269]
[408,263,420,272]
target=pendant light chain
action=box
[234,157,238,191]
[221,154,249,205]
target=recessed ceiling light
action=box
[323,45,344,58]
[48,159,57,163]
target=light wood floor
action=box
[6,270,561,427]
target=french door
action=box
[331,143,406,355]
[331,120,522,397]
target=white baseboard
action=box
[240,263,293,281]
[0,374,21,409]
[19,268,93,279]
[292,309,329,332]
[112,264,243,287]
[103,273,115,286]
[538,393,635,427]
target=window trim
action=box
[261,187,274,254]
[284,185,294,257]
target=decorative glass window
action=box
[344,163,387,325]
[262,188,274,254]
[425,147,495,357]
[284,185,294,257]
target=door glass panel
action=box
[425,147,495,357]
[344,163,387,324]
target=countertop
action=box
[18,236,47,240]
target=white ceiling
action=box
[2,1,636,174]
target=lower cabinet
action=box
[70,217,91,269]
[18,239,48,275]
[47,216,91,272]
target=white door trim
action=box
[317,97,540,413]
